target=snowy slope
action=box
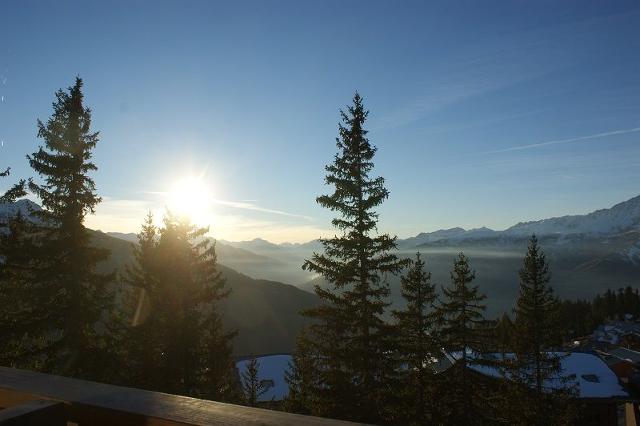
[399,227,498,248]
[0,199,41,222]
[505,195,640,237]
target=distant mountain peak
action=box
[0,199,42,221]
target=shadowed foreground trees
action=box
[391,253,441,425]
[434,253,497,424]
[507,235,577,425]
[0,78,238,403]
[1,78,116,379]
[122,212,237,401]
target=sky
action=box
[1,0,639,243]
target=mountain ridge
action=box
[212,193,640,250]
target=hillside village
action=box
[239,318,640,424]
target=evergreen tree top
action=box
[28,77,101,222]
[304,92,407,288]
[518,234,551,287]
[318,92,388,233]
[397,252,436,309]
[514,235,561,350]
[437,253,487,353]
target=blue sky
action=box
[1,0,639,242]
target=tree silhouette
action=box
[294,93,408,423]
[5,77,115,378]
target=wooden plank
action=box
[0,399,66,425]
[626,402,638,426]
[0,367,367,426]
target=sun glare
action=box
[167,177,213,225]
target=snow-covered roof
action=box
[450,351,627,399]
[560,352,628,398]
[236,354,292,402]
[235,351,627,402]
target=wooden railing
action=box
[0,366,364,425]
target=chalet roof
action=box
[236,350,628,403]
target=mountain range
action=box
[179,195,640,317]
[3,194,640,353]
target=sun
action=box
[167,177,213,225]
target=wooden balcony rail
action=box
[0,366,365,425]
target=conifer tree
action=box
[509,235,576,425]
[242,356,270,407]
[295,93,407,423]
[10,77,115,378]
[436,252,490,424]
[493,313,514,355]
[391,252,440,425]
[122,212,236,400]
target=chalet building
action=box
[441,351,631,426]
[236,351,633,425]
[597,347,640,392]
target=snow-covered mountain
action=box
[398,227,497,248]
[397,194,640,250]
[0,199,41,223]
[504,195,640,237]
[2,195,640,313]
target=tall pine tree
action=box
[392,252,440,425]
[436,252,491,424]
[509,235,576,425]
[5,78,115,378]
[294,93,407,423]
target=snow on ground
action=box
[236,354,292,402]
